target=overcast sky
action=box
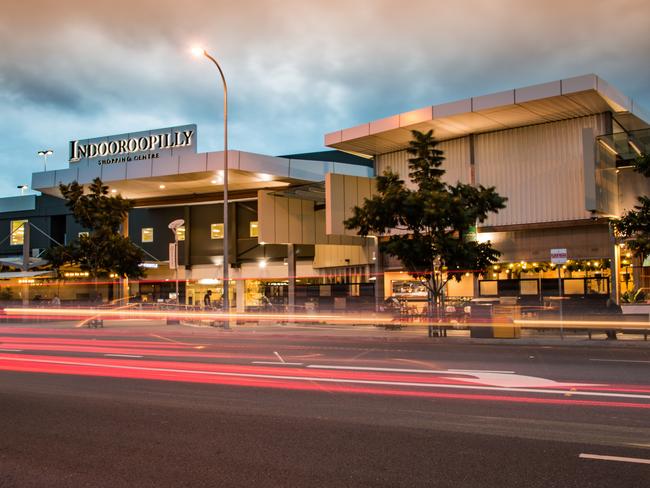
[1,0,649,196]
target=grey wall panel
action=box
[475,114,609,226]
[151,155,180,177]
[101,162,127,182]
[78,162,101,184]
[126,159,153,179]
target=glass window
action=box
[479,280,498,296]
[520,280,539,295]
[10,220,27,246]
[249,221,259,238]
[211,223,224,239]
[142,228,154,243]
[176,226,185,241]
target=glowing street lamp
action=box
[191,46,230,315]
[37,149,53,171]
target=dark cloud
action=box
[0,0,649,195]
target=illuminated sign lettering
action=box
[68,125,197,165]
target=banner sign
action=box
[169,243,178,270]
[69,124,197,166]
[550,248,568,264]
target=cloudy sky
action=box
[1,0,649,196]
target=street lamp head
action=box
[37,149,53,157]
[190,46,205,58]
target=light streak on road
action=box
[0,353,649,410]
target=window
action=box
[211,223,224,239]
[10,220,27,246]
[78,231,89,238]
[249,221,259,238]
[142,228,154,243]
[176,226,185,241]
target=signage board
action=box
[550,248,568,264]
[169,243,178,270]
[69,124,197,167]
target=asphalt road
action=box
[0,322,649,487]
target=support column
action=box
[373,237,384,312]
[121,214,129,304]
[609,221,620,303]
[22,223,30,306]
[236,277,245,313]
[287,244,296,313]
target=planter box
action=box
[621,303,650,315]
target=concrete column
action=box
[22,223,30,306]
[236,277,245,313]
[121,214,129,303]
[287,244,296,313]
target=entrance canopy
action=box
[32,150,372,202]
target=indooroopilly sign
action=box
[68,125,197,166]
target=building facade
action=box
[0,74,648,310]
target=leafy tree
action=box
[345,130,507,312]
[45,178,145,280]
[616,153,650,258]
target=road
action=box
[0,322,649,487]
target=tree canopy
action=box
[615,152,650,258]
[45,178,145,279]
[344,130,507,305]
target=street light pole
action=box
[37,149,53,171]
[193,48,230,316]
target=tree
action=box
[615,153,650,259]
[45,178,145,280]
[344,130,507,312]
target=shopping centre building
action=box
[0,74,649,310]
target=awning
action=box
[0,270,53,279]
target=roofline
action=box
[325,74,649,155]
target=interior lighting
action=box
[159,184,166,189]
[111,189,117,193]
[628,139,643,157]
[257,173,273,182]
[598,139,618,156]
[258,259,268,269]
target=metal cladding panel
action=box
[77,162,101,184]
[475,114,609,226]
[376,137,471,189]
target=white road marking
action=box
[307,365,595,388]
[273,351,285,363]
[1,356,647,401]
[0,348,23,352]
[104,354,144,358]
[579,453,650,465]
[252,361,304,366]
[590,359,650,364]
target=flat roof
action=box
[325,74,650,156]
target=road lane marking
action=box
[252,361,304,366]
[2,356,649,402]
[0,349,23,352]
[273,351,285,363]
[590,359,650,364]
[308,365,597,388]
[104,354,144,358]
[579,453,650,465]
